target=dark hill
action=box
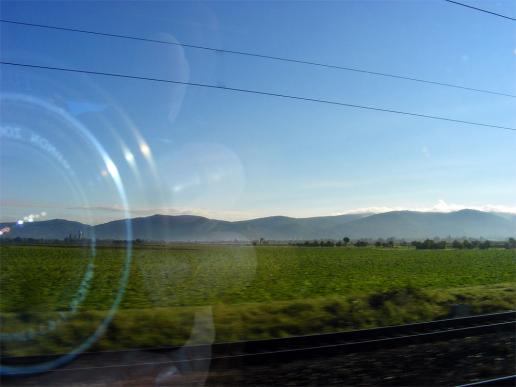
[2,210,514,241]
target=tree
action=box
[435,240,446,249]
[505,237,516,249]
[452,240,463,249]
[343,237,350,246]
[413,239,446,250]
[479,240,491,249]
[385,240,394,248]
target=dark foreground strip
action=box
[3,310,515,366]
[457,375,516,387]
[2,314,515,372]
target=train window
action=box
[1,1,515,385]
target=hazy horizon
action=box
[2,201,516,226]
[1,1,515,225]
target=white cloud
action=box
[335,200,516,215]
[5,200,516,225]
[66,205,258,222]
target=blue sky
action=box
[1,0,515,224]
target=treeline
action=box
[0,237,64,244]
[1,236,515,249]
[0,237,142,246]
[412,238,516,250]
[292,238,399,248]
[289,237,516,249]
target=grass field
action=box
[1,244,515,355]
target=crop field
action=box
[0,244,515,355]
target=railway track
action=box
[2,310,515,374]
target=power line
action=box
[1,60,514,132]
[444,0,516,21]
[0,18,514,98]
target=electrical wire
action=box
[0,18,514,98]
[444,0,516,21]
[1,60,514,132]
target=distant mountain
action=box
[94,214,231,241]
[331,210,516,240]
[1,210,515,241]
[229,214,368,240]
[494,212,516,223]
[0,219,91,240]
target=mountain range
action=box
[1,209,516,241]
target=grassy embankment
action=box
[1,244,514,355]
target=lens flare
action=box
[106,159,119,179]
[139,142,151,158]
[124,150,135,164]
[0,93,133,377]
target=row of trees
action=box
[411,239,447,250]
[506,237,516,249]
[293,238,392,248]
[412,238,516,250]
[289,237,516,249]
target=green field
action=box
[1,244,515,355]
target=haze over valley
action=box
[2,209,515,241]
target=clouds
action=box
[335,200,516,215]
[4,199,516,225]
[68,199,516,223]
[65,204,256,222]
